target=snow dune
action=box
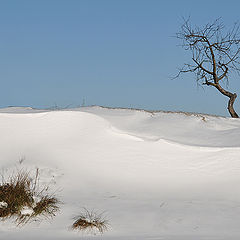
[0,106,240,240]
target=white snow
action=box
[20,207,34,216]
[0,202,8,208]
[0,106,240,239]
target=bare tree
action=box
[176,18,240,118]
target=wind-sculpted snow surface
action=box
[0,107,240,239]
[81,106,240,148]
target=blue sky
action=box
[0,0,240,116]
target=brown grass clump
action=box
[33,195,60,218]
[0,168,60,225]
[0,171,34,219]
[72,208,109,234]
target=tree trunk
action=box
[228,93,239,118]
[215,84,239,118]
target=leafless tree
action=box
[176,18,240,118]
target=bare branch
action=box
[175,17,240,118]
[192,58,213,75]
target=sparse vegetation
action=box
[32,195,60,218]
[72,208,109,234]
[0,168,60,226]
[176,18,240,118]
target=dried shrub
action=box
[33,195,60,218]
[72,208,109,234]
[0,171,33,219]
[0,168,60,225]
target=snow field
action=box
[0,107,240,239]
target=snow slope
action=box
[0,106,240,240]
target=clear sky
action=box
[0,0,240,116]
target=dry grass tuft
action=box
[0,171,33,219]
[72,208,109,234]
[33,195,60,218]
[0,168,60,225]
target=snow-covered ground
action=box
[0,106,240,239]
